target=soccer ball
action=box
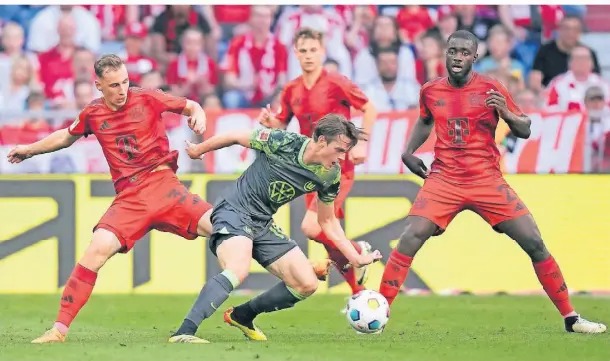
[345,290,390,334]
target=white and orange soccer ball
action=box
[345,290,390,334]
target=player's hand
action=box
[350,250,382,268]
[258,104,273,128]
[402,153,428,179]
[187,111,207,135]
[185,140,204,160]
[486,89,509,117]
[7,145,33,164]
[349,142,368,165]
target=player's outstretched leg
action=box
[301,210,370,294]
[32,229,122,344]
[496,214,607,334]
[227,247,319,341]
[379,216,438,306]
[169,235,251,344]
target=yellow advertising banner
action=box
[0,175,608,294]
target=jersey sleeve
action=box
[275,86,294,124]
[143,88,187,114]
[419,86,432,120]
[68,107,92,137]
[317,171,341,204]
[336,76,368,111]
[250,128,297,155]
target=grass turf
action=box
[0,294,608,361]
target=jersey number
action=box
[116,135,139,161]
[447,117,470,145]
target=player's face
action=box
[95,64,130,109]
[317,134,352,169]
[445,37,477,81]
[294,38,324,73]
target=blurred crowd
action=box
[0,4,609,171]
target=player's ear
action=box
[94,79,102,92]
[473,53,478,63]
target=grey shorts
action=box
[208,200,297,268]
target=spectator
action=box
[396,5,434,44]
[323,58,340,74]
[27,5,101,54]
[361,47,420,112]
[74,79,94,110]
[515,88,541,111]
[205,5,249,40]
[544,45,610,112]
[497,5,564,44]
[475,24,526,80]
[22,90,51,130]
[38,13,77,108]
[0,54,36,114]
[454,5,498,57]
[415,31,446,85]
[276,5,351,80]
[139,69,166,90]
[165,28,218,101]
[120,22,157,85]
[201,93,223,111]
[150,5,213,66]
[344,5,377,57]
[353,15,416,87]
[84,5,139,42]
[530,15,600,92]
[0,22,39,86]
[584,86,610,173]
[220,5,287,109]
[428,5,458,42]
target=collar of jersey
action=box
[297,138,335,176]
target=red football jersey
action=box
[275,70,368,175]
[420,72,522,184]
[276,69,368,135]
[68,87,187,193]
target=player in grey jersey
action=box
[169,114,382,343]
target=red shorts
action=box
[95,170,213,253]
[304,170,354,219]
[408,176,530,233]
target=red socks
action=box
[56,263,98,333]
[314,232,364,295]
[379,249,413,306]
[534,256,574,316]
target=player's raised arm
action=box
[316,184,382,268]
[6,112,88,164]
[486,83,532,139]
[402,87,434,179]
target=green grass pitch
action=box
[1,294,608,361]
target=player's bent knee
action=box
[396,217,436,256]
[301,213,321,240]
[292,277,318,297]
[216,235,253,283]
[523,236,550,262]
[81,228,122,272]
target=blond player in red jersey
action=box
[7,54,218,343]
[379,30,606,334]
[259,28,377,296]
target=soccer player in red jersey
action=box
[259,28,377,295]
[7,54,216,343]
[379,30,606,334]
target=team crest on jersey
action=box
[469,93,486,107]
[257,129,271,141]
[304,181,316,192]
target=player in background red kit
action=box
[379,30,606,334]
[259,28,377,296]
[7,55,216,343]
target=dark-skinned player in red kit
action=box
[7,54,216,343]
[259,28,378,297]
[379,30,606,334]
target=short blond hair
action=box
[94,54,124,78]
